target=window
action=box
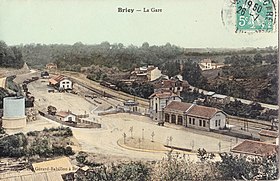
[189,118,191,124]
[199,120,202,126]
[215,120,218,127]
[203,120,206,127]
[218,119,221,126]
[192,118,195,125]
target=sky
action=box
[0,0,278,48]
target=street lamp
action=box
[151,131,155,142]
[142,129,144,140]
[123,133,126,144]
[169,136,173,148]
[129,126,133,138]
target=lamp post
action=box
[169,136,173,148]
[151,131,155,142]
[129,126,133,138]
[123,133,126,144]
[142,128,144,140]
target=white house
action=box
[199,59,225,71]
[148,67,162,81]
[49,75,73,90]
[56,111,76,122]
[149,91,181,121]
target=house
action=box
[149,91,181,121]
[130,65,162,82]
[258,129,278,144]
[152,75,189,95]
[46,63,58,70]
[199,59,225,71]
[206,92,230,105]
[49,75,73,90]
[56,111,76,122]
[231,140,278,157]
[147,67,162,81]
[163,101,227,131]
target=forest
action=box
[0,41,24,69]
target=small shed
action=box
[123,100,139,112]
[56,111,76,122]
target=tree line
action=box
[0,41,24,69]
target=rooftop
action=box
[56,111,72,118]
[187,104,221,119]
[164,101,192,112]
[32,156,74,174]
[212,94,228,99]
[0,171,64,181]
[200,59,212,63]
[231,140,278,156]
[259,130,278,138]
[206,91,215,96]
[149,91,179,99]
[49,75,69,84]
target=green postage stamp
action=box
[236,0,276,32]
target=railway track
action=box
[58,71,149,108]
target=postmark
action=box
[236,0,276,32]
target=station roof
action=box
[231,140,278,156]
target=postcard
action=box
[0,0,278,180]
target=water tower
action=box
[2,96,26,129]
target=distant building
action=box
[46,63,58,70]
[199,59,225,71]
[164,101,227,131]
[231,140,278,157]
[206,91,230,105]
[49,75,73,90]
[130,65,162,82]
[149,91,181,121]
[56,111,76,122]
[152,75,189,95]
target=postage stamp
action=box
[236,0,276,32]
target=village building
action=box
[130,65,163,82]
[231,140,278,157]
[152,75,189,95]
[56,111,76,122]
[258,129,278,144]
[45,63,58,70]
[149,91,181,121]
[206,91,230,105]
[49,75,73,90]
[163,101,227,131]
[199,59,225,71]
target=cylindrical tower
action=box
[2,96,26,129]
